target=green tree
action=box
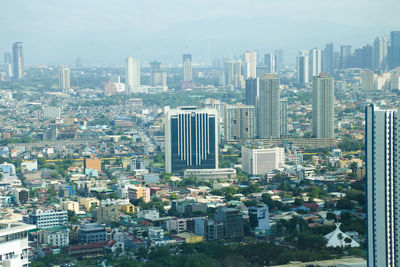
[294,198,304,207]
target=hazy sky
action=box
[1,0,399,65]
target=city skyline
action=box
[0,1,399,266]
[1,1,399,65]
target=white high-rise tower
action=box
[125,57,140,91]
[373,36,388,71]
[366,104,400,267]
[59,66,71,93]
[244,51,257,78]
[309,48,322,81]
[296,50,309,85]
[12,42,24,80]
[183,54,192,82]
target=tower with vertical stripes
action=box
[366,104,400,267]
[165,106,218,173]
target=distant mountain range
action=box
[1,16,392,65]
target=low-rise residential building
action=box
[84,157,102,173]
[128,186,151,203]
[207,220,225,241]
[21,160,38,172]
[12,188,29,205]
[38,228,70,247]
[183,168,236,180]
[166,218,187,234]
[78,223,107,244]
[137,209,159,220]
[97,205,123,223]
[61,201,80,213]
[171,200,207,215]
[67,242,105,258]
[79,198,100,211]
[147,227,164,239]
[248,204,270,231]
[121,204,135,214]
[23,209,68,229]
[0,163,16,176]
[175,232,203,244]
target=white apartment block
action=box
[42,106,61,119]
[0,223,36,267]
[242,146,284,175]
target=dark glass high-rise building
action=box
[389,31,400,70]
[215,207,244,241]
[274,49,283,71]
[12,42,24,79]
[245,78,258,106]
[165,106,218,173]
[4,52,11,64]
[340,45,352,69]
[263,53,276,73]
[352,45,373,69]
[76,57,83,67]
[4,52,12,78]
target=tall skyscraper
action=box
[4,52,12,78]
[257,74,280,138]
[245,78,258,106]
[12,42,24,79]
[309,48,322,81]
[150,61,167,87]
[224,103,255,142]
[340,45,352,69]
[244,51,257,78]
[224,60,242,87]
[75,57,83,67]
[152,71,167,87]
[59,66,71,93]
[322,43,334,75]
[280,98,288,137]
[183,54,192,82]
[373,36,388,71]
[366,104,400,267]
[361,70,376,91]
[165,106,218,173]
[352,45,373,69]
[125,57,140,90]
[264,54,276,74]
[274,49,284,71]
[150,61,161,74]
[296,50,309,85]
[256,66,269,78]
[333,51,340,70]
[389,31,400,70]
[182,54,194,89]
[312,73,335,139]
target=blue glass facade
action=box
[168,109,217,173]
